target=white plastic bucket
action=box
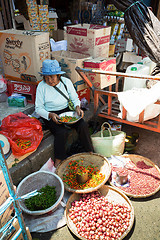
[123,63,150,91]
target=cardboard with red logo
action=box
[84,57,116,89]
[77,87,90,103]
[115,38,133,53]
[0,170,14,229]
[66,24,111,58]
[51,50,91,91]
[0,29,50,82]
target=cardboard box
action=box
[77,87,90,103]
[84,57,116,89]
[0,170,14,229]
[122,52,142,64]
[7,218,32,240]
[49,29,65,41]
[115,38,133,53]
[117,52,143,72]
[51,50,91,91]
[0,29,50,82]
[38,5,49,24]
[67,24,111,58]
[109,44,115,57]
[40,23,49,32]
[49,19,57,30]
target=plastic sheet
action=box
[111,0,160,75]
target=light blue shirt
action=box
[35,76,80,120]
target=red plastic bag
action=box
[0,112,43,156]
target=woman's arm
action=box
[35,83,50,120]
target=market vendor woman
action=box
[35,59,94,167]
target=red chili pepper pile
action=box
[15,139,32,150]
[62,160,105,189]
[112,160,160,196]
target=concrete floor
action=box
[31,123,160,240]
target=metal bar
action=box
[139,110,145,123]
[157,114,160,129]
[99,96,106,105]
[122,106,127,120]
[11,228,22,240]
[76,67,160,81]
[94,90,99,113]
[0,145,29,240]
[75,67,96,95]
[108,95,112,116]
[93,89,118,97]
[98,113,160,133]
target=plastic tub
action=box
[123,63,150,91]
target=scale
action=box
[0,134,11,158]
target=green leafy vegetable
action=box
[25,185,57,211]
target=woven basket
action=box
[17,171,64,215]
[109,154,160,198]
[65,185,134,240]
[56,152,111,193]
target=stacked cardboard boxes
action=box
[49,11,58,31]
[51,50,91,102]
[38,5,49,32]
[66,24,111,58]
[26,0,40,31]
[51,24,112,102]
[84,57,116,89]
[26,0,50,32]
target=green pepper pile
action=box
[25,185,57,211]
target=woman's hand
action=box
[49,112,60,124]
[76,106,84,117]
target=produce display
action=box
[110,156,160,197]
[62,160,105,190]
[68,191,132,240]
[59,116,78,123]
[15,139,32,150]
[25,185,57,211]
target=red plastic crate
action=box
[7,80,37,104]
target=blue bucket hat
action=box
[39,59,65,75]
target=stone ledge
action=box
[10,135,54,186]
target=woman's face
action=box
[45,74,60,86]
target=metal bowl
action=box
[17,171,64,215]
[58,111,82,124]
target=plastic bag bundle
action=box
[0,112,43,156]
